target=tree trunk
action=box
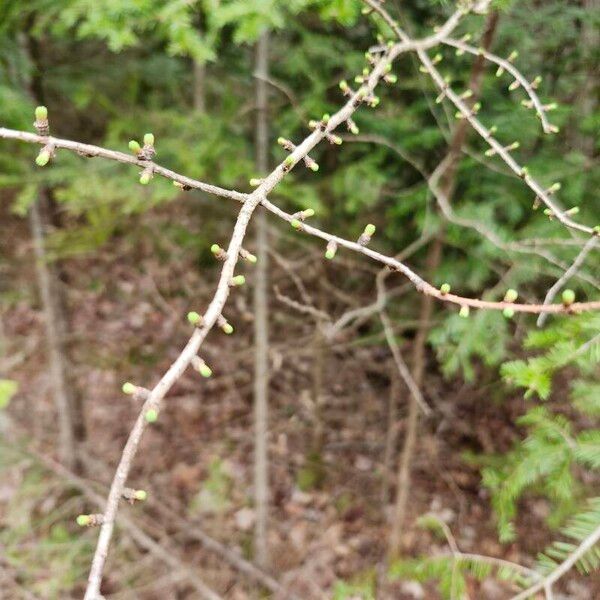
[388,11,500,558]
[29,191,76,469]
[253,29,270,569]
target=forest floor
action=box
[1,198,598,599]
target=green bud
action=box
[363,223,376,237]
[277,137,287,146]
[459,305,470,318]
[122,382,136,395]
[440,283,451,295]
[145,408,158,423]
[503,308,515,319]
[562,289,575,306]
[489,125,498,134]
[134,490,148,501]
[504,289,518,303]
[594,225,600,235]
[565,206,579,215]
[222,323,234,335]
[128,140,141,154]
[349,123,359,135]
[35,106,48,121]
[231,275,245,286]
[339,80,349,92]
[249,178,262,187]
[210,244,221,255]
[325,248,336,260]
[198,363,212,378]
[139,172,151,185]
[509,80,520,91]
[283,156,294,167]
[143,133,155,146]
[385,74,398,84]
[548,182,561,193]
[290,219,302,230]
[76,515,91,527]
[309,162,319,172]
[187,311,202,326]
[35,149,50,166]
[301,208,315,219]
[247,254,257,263]
[508,50,519,62]
[322,113,330,123]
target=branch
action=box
[536,236,599,327]
[363,0,597,237]
[0,127,247,204]
[510,522,600,600]
[78,24,439,598]
[442,37,555,133]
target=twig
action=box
[537,236,598,326]
[510,522,600,600]
[379,308,431,416]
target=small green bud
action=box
[231,275,246,286]
[143,133,155,146]
[35,149,50,166]
[509,80,521,91]
[301,208,315,219]
[440,283,451,295]
[122,382,136,395]
[128,140,141,154]
[145,408,158,423]
[309,162,319,172]
[322,113,330,123]
[222,323,234,335]
[339,80,350,92]
[290,219,302,230]
[134,490,148,501]
[459,305,470,318]
[548,182,561,193]
[504,289,518,303]
[249,178,262,187]
[325,240,337,260]
[503,308,515,319]
[76,515,91,527]
[283,156,294,168]
[594,225,600,235]
[139,172,152,185]
[198,363,212,378]
[246,254,257,263]
[385,74,398,84]
[277,137,287,146]
[489,125,498,134]
[363,223,376,237]
[562,289,575,306]
[210,244,221,255]
[508,50,519,62]
[544,208,553,217]
[187,311,202,326]
[565,206,579,216]
[35,106,48,121]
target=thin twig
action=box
[537,236,598,326]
